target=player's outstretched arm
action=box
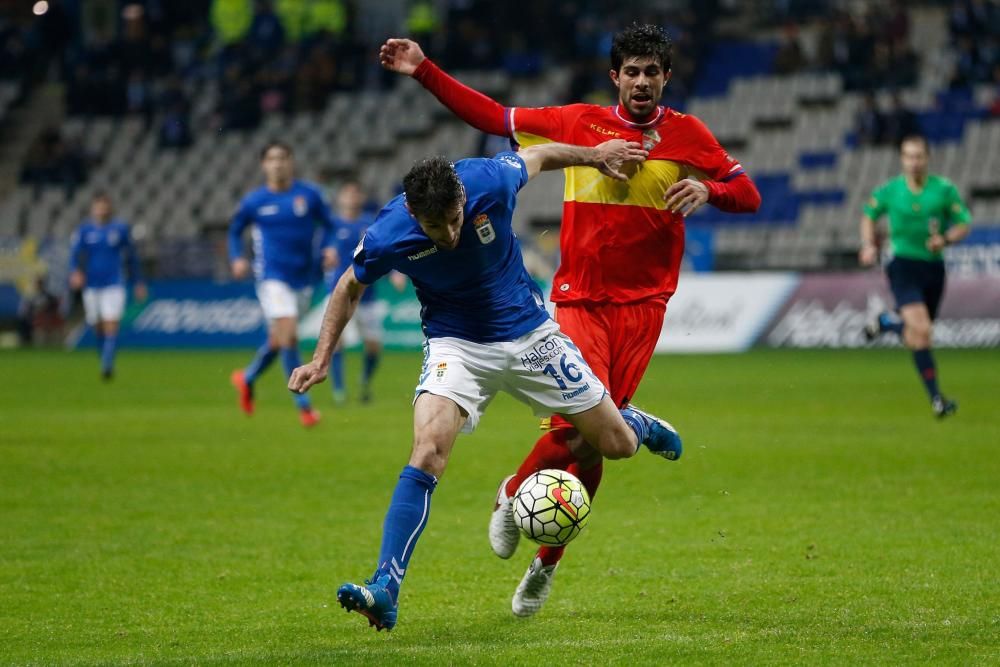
[380,37,509,136]
[288,266,367,393]
[519,139,647,182]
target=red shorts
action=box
[548,300,666,430]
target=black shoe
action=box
[931,395,957,419]
[360,385,371,403]
[101,369,114,382]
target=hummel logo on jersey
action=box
[473,214,495,244]
[407,246,438,261]
[498,154,522,169]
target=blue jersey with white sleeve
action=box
[69,219,140,288]
[352,152,547,343]
[228,180,336,289]
[325,213,377,304]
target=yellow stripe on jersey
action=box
[513,131,688,210]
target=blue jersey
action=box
[352,152,547,343]
[69,219,140,288]
[325,213,377,304]
[228,180,336,289]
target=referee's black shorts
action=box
[886,256,946,320]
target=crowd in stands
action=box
[19,125,89,193]
[947,0,1000,90]
[772,0,919,91]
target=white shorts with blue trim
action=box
[82,285,126,325]
[413,319,607,434]
[345,300,387,343]
[256,279,312,320]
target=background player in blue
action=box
[323,180,403,404]
[69,192,146,381]
[228,141,336,428]
[288,140,683,631]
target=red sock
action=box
[537,460,603,566]
[503,429,576,498]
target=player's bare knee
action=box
[595,426,636,460]
[409,438,449,477]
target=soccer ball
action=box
[512,469,591,546]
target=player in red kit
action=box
[381,24,761,616]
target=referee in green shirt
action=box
[859,135,971,418]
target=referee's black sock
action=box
[912,348,940,400]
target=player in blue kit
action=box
[228,141,337,428]
[288,140,683,631]
[69,192,147,380]
[323,180,398,404]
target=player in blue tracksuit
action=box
[288,141,683,631]
[228,141,337,428]
[69,192,147,380]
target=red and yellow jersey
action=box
[508,104,744,305]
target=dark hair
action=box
[900,134,929,152]
[402,157,463,221]
[92,191,111,203]
[611,23,673,72]
[260,140,292,159]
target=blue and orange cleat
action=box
[230,369,254,415]
[299,407,321,428]
[337,575,398,631]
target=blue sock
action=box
[912,349,940,400]
[880,312,904,336]
[245,342,278,384]
[362,352,379,386]
[95,330,105,358]
[280,347,311,410]
[374,465,438,603]
[100,334,117,374]
[331,350,345,392]
[619,406,649,452]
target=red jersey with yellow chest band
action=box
[507,103,745,306]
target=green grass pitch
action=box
[2,348,998,665]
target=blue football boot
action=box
[623,405,683,460]
[336,574,398,631]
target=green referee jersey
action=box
[863,174,972,262]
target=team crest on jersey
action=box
[434,362,447,384]
[642,128,661,151]
[293,195,308,217]
[473,214,496,244]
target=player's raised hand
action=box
[288,360,328,394]
[379,38,425,76]
[593,139,647,182]
[663,177,710,216]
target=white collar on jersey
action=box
[613,104,665,129]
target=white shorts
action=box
[256,280,312,320]
[345,300,387,343]
[82,285,126,325]
[414,319,607,433]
